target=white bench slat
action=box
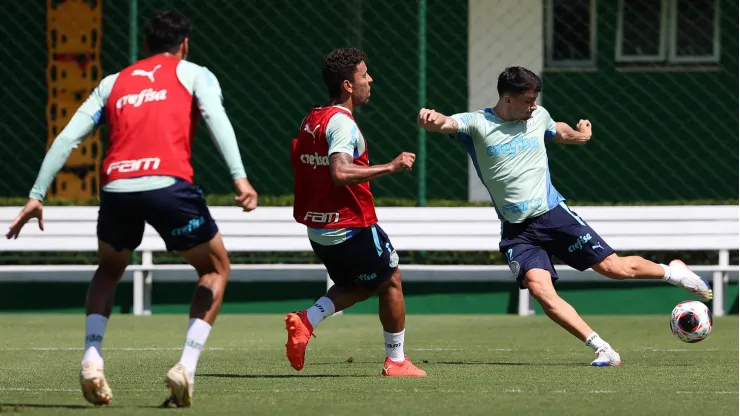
[3,205,737,222]
[7,217,737,239]
[0,206,737,253]
[389,235,738,251]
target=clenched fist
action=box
[390,152,416,173]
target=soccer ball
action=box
[669,300,713,343]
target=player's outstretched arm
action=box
[329,152,415,186]
[418,108,459,134]
[7,75,113,239]
[554,120,592,145]
[6,111,96,239]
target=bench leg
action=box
[133,270,144,316]
[142,251,153,316]
[133,251,154,316]
[712,249,729,318]
[518,288,535,316]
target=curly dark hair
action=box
[322,48,367,99]
[497,66,543,96]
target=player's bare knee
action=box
[388,267,402,289]
[201,266,228,292]
[375,269,402,298]
[524,270,561,307]
[180,234,231,278]
[96,241,132,276]
[525,278,556,305]
[528,282,555,304]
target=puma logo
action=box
[131,64,162,82]
[305,123,320,139]
[592,242,603,250]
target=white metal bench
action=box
[0,205,737,317]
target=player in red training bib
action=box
[286,48,426,377]
[5,11,258,407]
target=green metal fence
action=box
[0,0,736,205]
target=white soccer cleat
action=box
[163,363,194,408]
[80,361,112,406]
[669,260,713,302]
[591,344,622,367]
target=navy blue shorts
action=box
[97,180,219,252]
[499,202,614,288]
[310,224,399,291]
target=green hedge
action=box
[1,249,737,266]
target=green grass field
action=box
[0,314,737,415]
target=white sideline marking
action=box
[409,348,463,351]
[0,387,81,392]
[0,347,226,351]
[638,348,724,352]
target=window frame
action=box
[667,0,721,63]
[615,0,670,62]
[545,0,598,68]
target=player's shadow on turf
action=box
[0,403,89,410]
[199,373,372,378]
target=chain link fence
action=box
[0,0,736,204]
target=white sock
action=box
[306,297,335,328]
[178,318,212,379]
[661,264,682,285]
[82,314,108,366]
[585,332,607,351]
[384,329,405,362]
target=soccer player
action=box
[5,11,258,406]
[417,66,712,366]
[285,48,426,377]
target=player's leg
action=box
[81,192,146,406]
[143,180,225,407]
[365,225,425,376]
[376,267,425,376]
[284,235,375,371]
[161,233,229,407]
[522,268,621,366]
[285,225,424,375]
[550,203,712,301]
[378,268,405,357]
[591,254,712,301]
[502,220,620,366]
[523,268,592,340]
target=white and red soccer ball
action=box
[670,300,713,343]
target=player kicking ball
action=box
[417,66,712,367]
[286,48,426,377]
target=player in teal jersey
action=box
[418,66,712,366]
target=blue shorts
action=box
[97,180,219,252]
[310,224,399,291]
[499,202,614,288]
